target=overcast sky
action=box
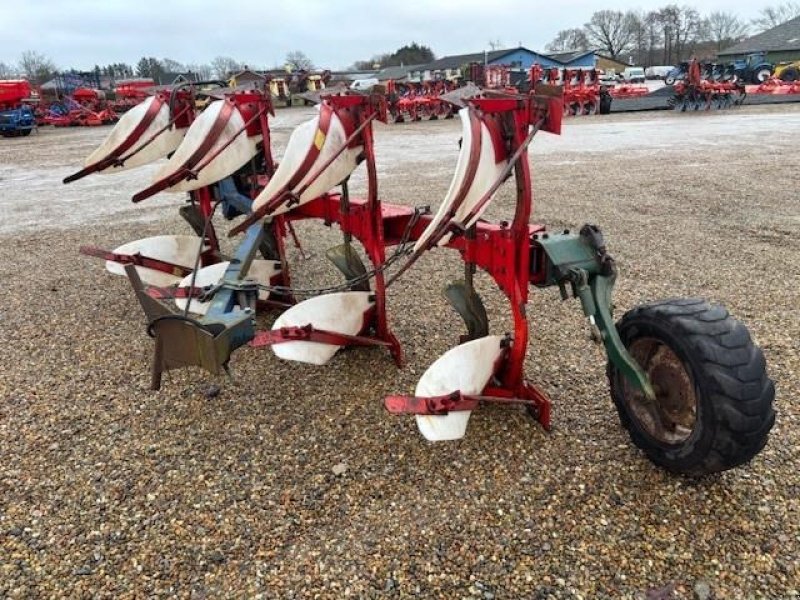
[0,0,767,71]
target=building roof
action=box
[157,71,200,85]
[374,64,426,81]
[545,49,595,63]
[231,69,267,81]
[719,15,800,55]
[424,46,539,70]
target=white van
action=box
[620,67,646,83]
[350,78,379,91]
[645,66,674,80]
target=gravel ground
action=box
[0,105,798,598]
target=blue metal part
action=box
[198,221,268,351]
[0,106,35,136]
[216,177,254,219]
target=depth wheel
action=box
[608,298,775,476]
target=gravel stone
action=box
[693,579,712,600]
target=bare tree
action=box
[673,7,705,60]
[708,12,749,50]
[752,2,800,31]
[585,10,638,59]
[211,56,241,79]
[487,39,503,51]
[161,58,186,73]
[642,12,662,66]
[18,50,56,83]
[627,12,649,65]
[0,61,15,78]
[285,51,314,71]
[545,29,590,52]
[187,63,213,80]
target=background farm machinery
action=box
[665,53,773,86]
[257,70,332,107]
[386,64,621,122]
[63,80,774,477]
[667,59,747,110]
[33,71,117,127]
[0,79,37,137]
[111,78,157,112]
[41,88,119,127]
[386,79,456,122]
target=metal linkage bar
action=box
[250,324,393,348]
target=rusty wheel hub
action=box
[624,337,697,444]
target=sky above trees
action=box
[0,0,795,71]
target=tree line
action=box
[351,43,435,70]
[0,51,318,85]
[547,2,800,65]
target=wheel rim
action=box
[623,337,697,444]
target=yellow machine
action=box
[306,75,325,92]
[774,60,800,81]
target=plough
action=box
[669,59,746,111]
[529,66,600,116]
[387,80,456,123]
[65,82,775,476]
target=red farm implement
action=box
[0,79,36,108]
[64,84,775,477]
[746,77,800,96]
[608,84,650,99]
[41,87,119,127]
[0,79,38,136]
[112,78,156,113]
[528,66,600,116]
[388,80,455,123]
[669,59,746,111]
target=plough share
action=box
[65,81,775,477]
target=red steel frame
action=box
[267,91,562,428]
[74,86,562,428]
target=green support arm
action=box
[534,226,656,402]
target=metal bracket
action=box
[534,227,656,402]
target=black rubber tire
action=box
[753,68,772,84]
[608,298,775,476]
[780,67,798,82]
